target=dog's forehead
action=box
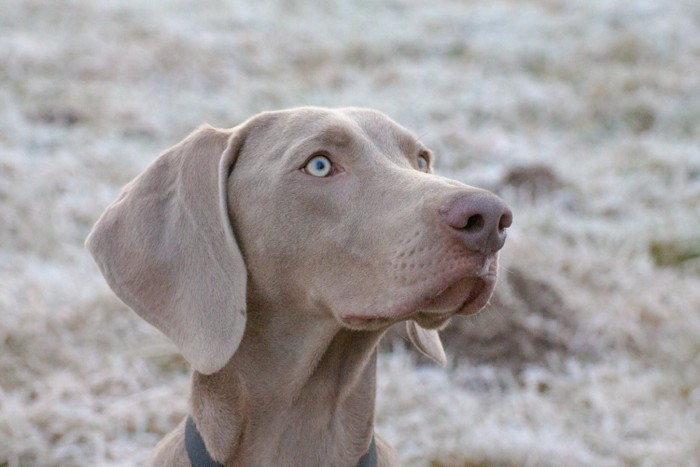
[342,108,420,154]
[259,107,419,152]
[239,108,426,171]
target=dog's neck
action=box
[190,297,386,466]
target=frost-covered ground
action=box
[2,0,700,465]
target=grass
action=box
[2,0,699,465]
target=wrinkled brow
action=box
[280,124,359,164]
[358,119,423,157]
[396,131,423,156]
[317,124,355,148]
[299,125,359,152]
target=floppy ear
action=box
[86,124,248,375]
[406,321,447,366]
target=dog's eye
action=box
[304,155,333,177]
[417,154,429,172]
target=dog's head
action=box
[86,107,511,374]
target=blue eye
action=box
[304,155,332,177]
[417,154,429,171]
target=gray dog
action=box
[87,107,512,466]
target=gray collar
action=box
[185,415,378,467]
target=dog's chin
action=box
[339,273,497,331]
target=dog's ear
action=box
[406,321,447,366]
[86,124,248,375]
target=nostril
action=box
[498,209,513,231]
[464,214,485,233]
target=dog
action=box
[86,107,512,466]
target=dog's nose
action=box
[440,191,513,255]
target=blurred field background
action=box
[2,0,699,465]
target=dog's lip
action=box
[410,256,498,318]
[425,273,495,312]
[454,274,496,315]
[339,263,497,328]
